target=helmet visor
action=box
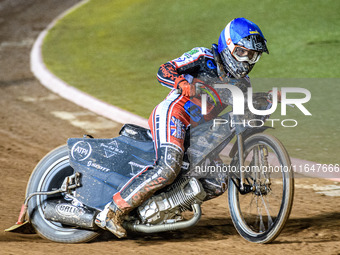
[232,45,262,64]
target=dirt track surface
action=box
[0,1,340,254]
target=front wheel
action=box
[26,145,100,243]
[228,133,294,243]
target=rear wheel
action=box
[228,133,294,243]
[26,145,100,243]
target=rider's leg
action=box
[96,92,190,238]
[94,144,183,238]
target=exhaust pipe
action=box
[124,203,202,233]
[45,200,201,233]
[44,200,98,230]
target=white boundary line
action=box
[30,0,339,182]
[30,0,149,128]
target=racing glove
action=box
[267,89,281,103]
[175,77,196,97]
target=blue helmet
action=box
[218,17,269,78]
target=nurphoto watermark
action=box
[199,83,312,128]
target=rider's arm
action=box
[156,47,212,89]
[156,62,183,89]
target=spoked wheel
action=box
[26,145,99,243]
[228,133,294,243]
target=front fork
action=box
[235,133,270,194]
[236,134,247,192]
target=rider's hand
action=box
[175,77,196,97]
[267,90,281,103]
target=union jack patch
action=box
[170,116,185,139]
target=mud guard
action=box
[67,134,155,210]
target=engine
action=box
[137,178,206,224]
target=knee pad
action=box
[156,145,183,184]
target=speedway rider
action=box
[95,17,269,238]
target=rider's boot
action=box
[105,201,129,238]
[95,145,183,238]
[95,200,130,238]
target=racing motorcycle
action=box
[6,87,294,244]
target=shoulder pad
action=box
[172,47,213,68]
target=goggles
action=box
[231,45,262,64]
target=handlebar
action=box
[175,82,295,108]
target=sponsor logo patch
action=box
[71,141,92,161]
[87,161,110,172]
[170,116,185,139]
[101,140,124,158]
[56,203,85,217]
